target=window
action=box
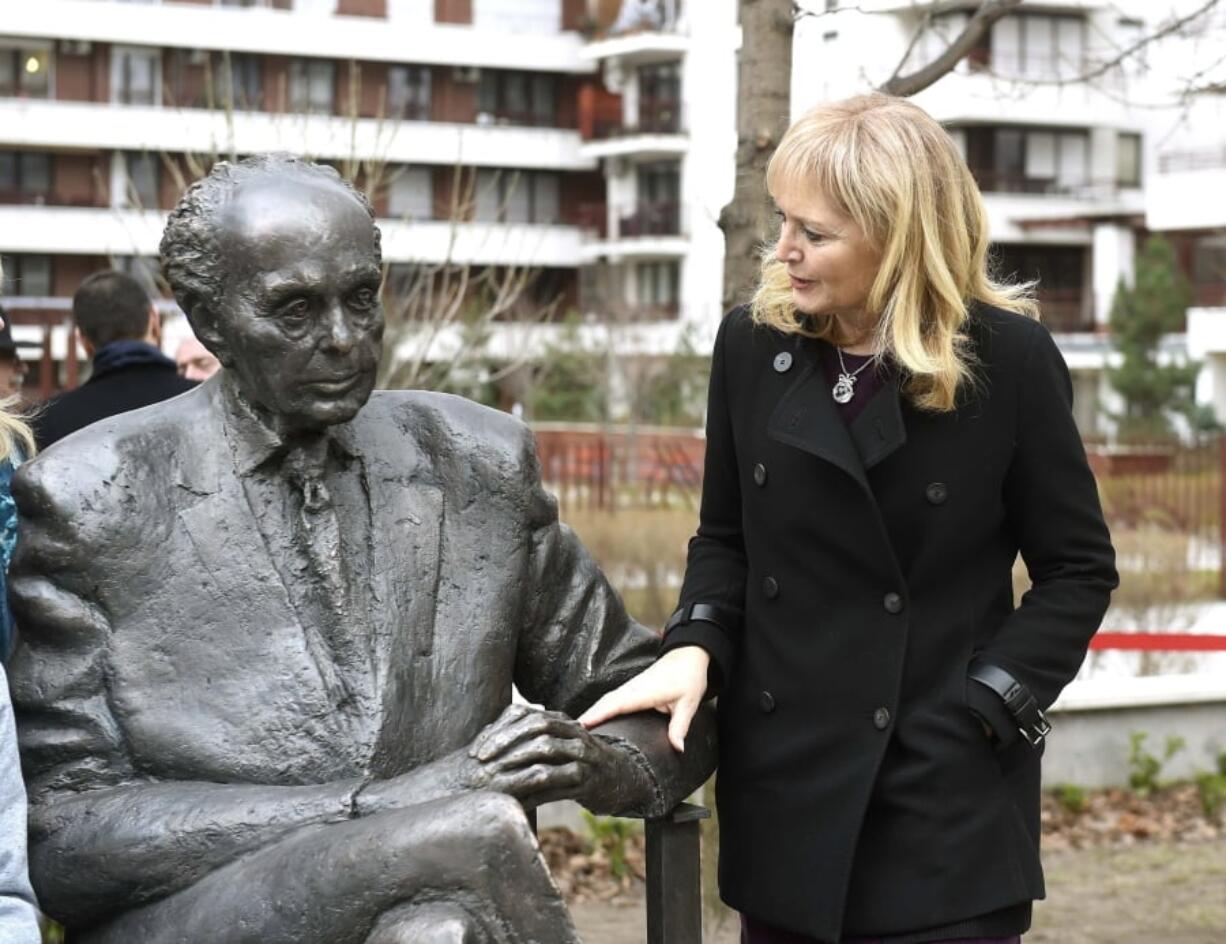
[215,53,263,111]
[388,65,431,120]
[991,13,1084,80]
[477,71,556,126]
[473,170,560,224]
[114,255,160,295]
[124,152,160,209]
[1117,132,1142,187]
[962,126,1089,194]
[0,152,52,201]
[112,47,159,105]
[473,0,560,34]
[0,254,52,297]
[635,261,679,314]
[387,166,433,219]
[289,59,335,115]
[638,62,681,133]
[0,47,52,98]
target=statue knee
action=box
[432,792,536,860]
[367,903,480,944]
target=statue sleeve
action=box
[511,427,717,816]
[7,461,134,803]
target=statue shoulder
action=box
[366,390,534,465]
[19,386,207,515]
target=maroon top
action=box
[741,914,1021,944]
[817,342,888,425]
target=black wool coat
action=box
[663,304,1117,942]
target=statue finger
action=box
[474,711,586,762]
[484,734,591,773]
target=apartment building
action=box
[794,0,1226,434]
[0,0,737,406]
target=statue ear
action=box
[188,301,232,368]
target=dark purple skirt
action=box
[740,914,1021,944]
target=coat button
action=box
[773,351,793,373]
[873,707,891,730]
[753,463,767,486]
[759,691,776,713]
[883,592,904,614]
[762,576,779,599]
[925,482,948,505]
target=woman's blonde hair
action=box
[752,93,1037,411]
[0,261,37,464]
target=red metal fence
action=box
[532,424,704,512]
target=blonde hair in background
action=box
[752,93,1038,412]
[0,259,37,464]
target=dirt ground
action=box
[569,837,1226,944]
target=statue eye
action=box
[279,297,312,322]
[350,287,376,309]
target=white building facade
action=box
[0,0,738,404]
[793,0,1226,436]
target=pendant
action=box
[832,374,856,404]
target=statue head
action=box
[161,154,385,432]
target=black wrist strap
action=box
[665,602,733,637]
[967,660,1052,747]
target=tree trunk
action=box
[719,0,793,314]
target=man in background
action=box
[0,307,31,400]
[174,335,221,381]
[35,270,196,450]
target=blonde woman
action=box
[582,94,1117,943]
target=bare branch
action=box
[878,0,1024,98]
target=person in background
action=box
[582,94,1117,944]
[0,272,44,944]
[34,270,196,451]
[175,336,221,382]
[0,306,31,399]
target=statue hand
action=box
[463,705,648,812]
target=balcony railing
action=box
[968,169,1126,199]
[591,0,683,38]
[592,103,683,139]
[1039,288,1094,332]
[620,200,680,238]
[1159,149,1226,173]
[1194,282,1226,307]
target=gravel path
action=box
[570,838,1226,944]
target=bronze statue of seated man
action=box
[9,154,716,944]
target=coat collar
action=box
[765,336,907,489]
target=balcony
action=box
[0,204,589,268]
[576,200,687,262]
[1148,150,1226,232]
[620,200,680,238]
[2,0,595,73]
[581,2,688,65]
[1038,287,1095,333]
[0,98,596,172]
[581,116,687,161]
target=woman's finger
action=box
[667,691,702,753]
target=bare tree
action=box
[719,0,794,312]
[719,0,1225,316]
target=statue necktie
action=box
[283,439,347,615]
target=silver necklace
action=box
[832,346,874,404]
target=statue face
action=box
[208,175,384,432]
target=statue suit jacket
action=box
[8,373,708,929]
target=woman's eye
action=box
[803,229,825,243]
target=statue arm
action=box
[511,430,717,818]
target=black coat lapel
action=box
[765,338,908,487]
[766,340,869,490]
[848,371,907,470]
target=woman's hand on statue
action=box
[577,646,710,753]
